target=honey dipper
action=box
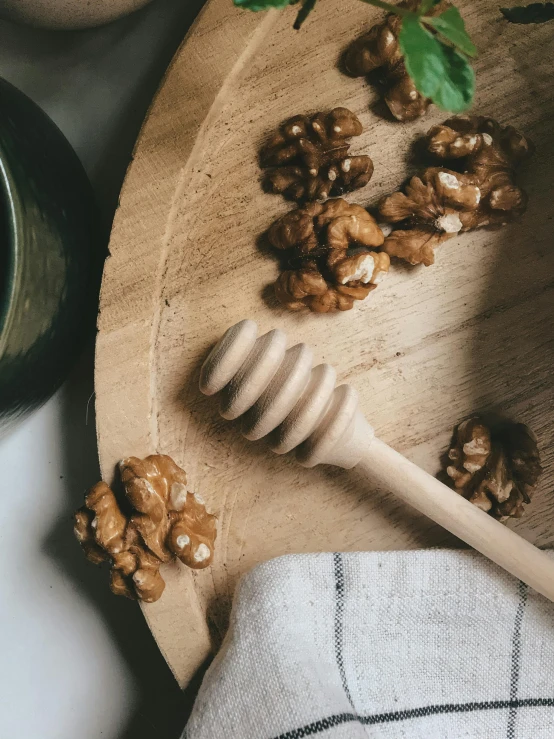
[199,320,554,601]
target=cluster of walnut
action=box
[262,114,532,307]
[379,116,533,265]
[74,454,216,602]
[262,107,387,312]
[261,108,374,202]
[445,417,542,520]
[344,0,449,122]
[268,198,389,312]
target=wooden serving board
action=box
[96,0,554,688]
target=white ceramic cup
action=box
[0,0,154,29]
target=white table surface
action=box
[0,2,204,736]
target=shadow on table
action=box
[468,27,554,548]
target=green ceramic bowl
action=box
[0,78,99,434]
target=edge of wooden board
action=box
[95,0,279,687]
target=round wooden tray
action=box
[96,0,554,688]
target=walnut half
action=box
[74,454,217,602]
[444,417,542,520]
[268,198,388,313]
[343,0,449,122]
[379,167,481,265]
[378,116,533,266]
[425,115,533,227]
[261,108,374,202]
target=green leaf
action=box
[501,2,554,23]
[425,6,477,57]
[293,0,317,28]
[438,43,476,109]
[234,0,293,10]
[399,16,475,112]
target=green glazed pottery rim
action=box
[0,150,20,354]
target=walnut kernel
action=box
[344,0,449,122]
[268,198,388,313]
[378,117,533,266]
[444,417,542,520]
[74,454,217,602]
[261,108,374,202]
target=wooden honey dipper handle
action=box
[200,320,554,602]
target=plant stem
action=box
[294,0,317,28]
[357,0,417,18]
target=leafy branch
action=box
[234,0,476,112]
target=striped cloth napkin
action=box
[183,549,554,738]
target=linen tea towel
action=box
[183,549,554,738]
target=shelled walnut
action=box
[378,167,482,265]
[425,116,533,223]
[74,454,217,602]
[444,417,542,520]
[268,198,388,312]
[343,0,449,122]
[378,116,533,266]
[261,108,374,202]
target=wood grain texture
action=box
[199,321,554,601]
[96,0,554,688]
